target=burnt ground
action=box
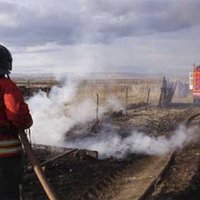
[23,103,200,200]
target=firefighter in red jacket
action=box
[0,44,33,199]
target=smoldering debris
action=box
[65,124,199,159]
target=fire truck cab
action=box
[190,64,200,105]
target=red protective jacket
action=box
[0,77,33,157]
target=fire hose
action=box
[18,130,60,200]
[185,113,200,127]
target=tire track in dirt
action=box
[110,153,174,200]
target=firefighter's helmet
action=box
[0,44,12,74]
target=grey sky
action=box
[1,0,200,75]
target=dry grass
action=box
[75,78,192,107]
[15,76,192,107]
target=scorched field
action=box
[14,75,200,200]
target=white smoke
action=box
[65,125,199,159]
[27,78,78,145]
[27,78,123,145]
[69,98,103,124]
[104,96,124,112]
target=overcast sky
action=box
[1,0,200,76]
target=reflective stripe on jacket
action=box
[0,136,22,157]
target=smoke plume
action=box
[27,78,123,146]
[65,125,199,159]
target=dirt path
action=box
[112,154,173,200]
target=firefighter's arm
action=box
[4,82,33,129]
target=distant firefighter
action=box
[0,44,33,200]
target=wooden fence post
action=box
[96,93,99,122]
[146,88,151,110]
[158,77,177,107]
[125,87,128,116]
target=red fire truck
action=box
[190,64,200,105]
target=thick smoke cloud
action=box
[1,0,200,47]
[27,77,124,145]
